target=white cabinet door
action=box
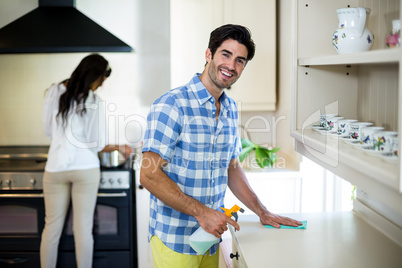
[170,0,276,111]
[135,168,153,268]
[222,0,276,111]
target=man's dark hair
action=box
[208,24,256,62]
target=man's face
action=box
[206,39,248,90]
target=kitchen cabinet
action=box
[134,157,154,268]
[225,212,402,267]
[290,0,402,244]
[170,0,276,111]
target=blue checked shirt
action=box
[142,73,241,255]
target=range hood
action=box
[0,0,133,53]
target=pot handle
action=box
[357,7,366,37]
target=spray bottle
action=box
[188,204,244,254]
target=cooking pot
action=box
[98,150,126,168]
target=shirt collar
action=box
[189,73,230,111]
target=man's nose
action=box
[227,58,236,70]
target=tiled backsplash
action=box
[0,53,140,146]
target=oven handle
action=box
[97,192,127,197]
[0,193,44,198]
[0,192,127,198]
[0,257,29,264]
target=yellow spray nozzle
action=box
[220,204,245,221]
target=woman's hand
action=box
[119,144,133,159]
[102,144,134,159]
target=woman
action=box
[40,53,132,268]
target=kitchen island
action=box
[223,211,402,268]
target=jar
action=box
[386,20,400,48]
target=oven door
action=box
[0,190,45,252]
[59,189,131,251]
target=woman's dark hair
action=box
[57,53,111,125]
[208,24,256,62]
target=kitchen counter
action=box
[225,212,402,268]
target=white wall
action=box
[0,0,169,148]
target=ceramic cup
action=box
[319,114,337,127]
[324,116,344,131]
[372,131,398,152]
[360,126,385,145]
[390,136,399,156]
[349,122,373,141]
[337,119,358,136]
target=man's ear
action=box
[205,48,212,63]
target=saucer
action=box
[313,127,326,132]
[380,153,399,164]
[339,136,355,143]
[328,132,344,139]
[319,130,337,136]
[363,147,386,157]
[347,140,369,149]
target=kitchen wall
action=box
[0,0,168,148]
[0,0,300,169]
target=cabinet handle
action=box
[230,252,239,260]
[0,257,28,264]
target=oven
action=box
[0,146,137,268]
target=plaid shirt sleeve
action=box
[232,128,242,160]
[142,96,182,162]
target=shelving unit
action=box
[290,0,402,223]
[298,48,400,66]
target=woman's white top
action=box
[43,83,107,172]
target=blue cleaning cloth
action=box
[265,220,307,229]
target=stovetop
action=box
[0,146,49,172]
[0,146,133,190]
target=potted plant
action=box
[239,138,280,169]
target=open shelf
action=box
[291,129,400,190]
[298,48,401,66]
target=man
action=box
[140,24,302,267]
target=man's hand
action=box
[259,210,302,228]
[195,207,240,238]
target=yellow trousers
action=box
[150,235,219,268]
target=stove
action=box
[0,146,137,268]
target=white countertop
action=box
[227,212,402,268]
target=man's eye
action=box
[223,53,229,58]
[236,59,245,65]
